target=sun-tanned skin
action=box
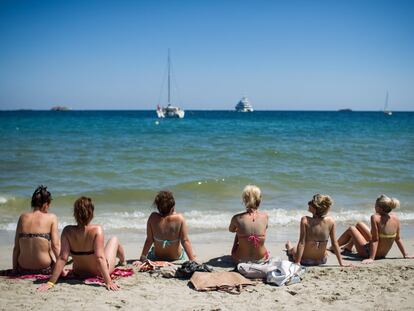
[139,209,196,261]
[13,203,60,273]
[286,203,350,267]
[336,205,413,263]
[38,223,125,291]
[229,209,269,263]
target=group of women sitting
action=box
[11,185,412,292]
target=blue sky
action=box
[0,0,413,110]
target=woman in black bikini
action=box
[13,186,60,275]
[37,196,125,291]
[335,194,413,263]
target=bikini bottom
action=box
[300,256,327,266]
[147,246,188,262]
[363,244,385,260]
[17,265,52,275]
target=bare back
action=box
[15,210,59,270]
[372,213,400,258]
[302,216,334,260]
[229,211,268,262]
[148,212,184,260]
[61,224,102,276]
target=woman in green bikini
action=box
[335,194,413,263]
[137,190,196,262]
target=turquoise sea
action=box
[0,111,413,233]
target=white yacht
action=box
[235,96,254,112]
[156,50,185,119]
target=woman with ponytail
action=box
[13,185,60,275]
[335,194,413,263]
[229,185,269,263]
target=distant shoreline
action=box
[1,109,414,112]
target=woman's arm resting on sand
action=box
[37,229,70,292]
[395,221,414,259]
[180,218,196,261]
[330,221,352,267]
[362,215,379,264]
[294,217,306,264]
[12,216,22,272]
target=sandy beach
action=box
[1,230,413,311]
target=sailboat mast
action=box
[385,91,389,110]
[168,48,171,105]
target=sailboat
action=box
[383,91,392,116]
[156,50,185,119]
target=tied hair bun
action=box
[311,194,333,217]
[376,194,400,213]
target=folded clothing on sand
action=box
[175,261,213,279]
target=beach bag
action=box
[190,271,253,294]
[265,260,305,286]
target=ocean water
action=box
[0,110,413,233]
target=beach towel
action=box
[190,271,253,294]
[133,260,175,272]
[238,259,305,286]
[83,268,134,286]
[265,261,304,286]
[0,267,134,285]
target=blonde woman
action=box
[336,194,413,263]
[229,185,269,263]
[286,194,349,266]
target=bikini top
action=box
[238,234,265,248]
[153,236,180,248]
[19,232,51,241]
[70,249,95,256]
[379,232,397,239]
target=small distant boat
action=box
[156,50,185,119]
[383,91,392,116]
[51,106,70,111]
[235,96,254,112]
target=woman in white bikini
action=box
[13,185,60,275]
[138,190,196,262]
[286,194,350,266]
[229,185,269,263]
[37,196,125,291]
[335,194,413,263]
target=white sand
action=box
[1,235,413,311]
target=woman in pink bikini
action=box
[335,194,413,263]
[286,194,350,266]
[229,185,269,263]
